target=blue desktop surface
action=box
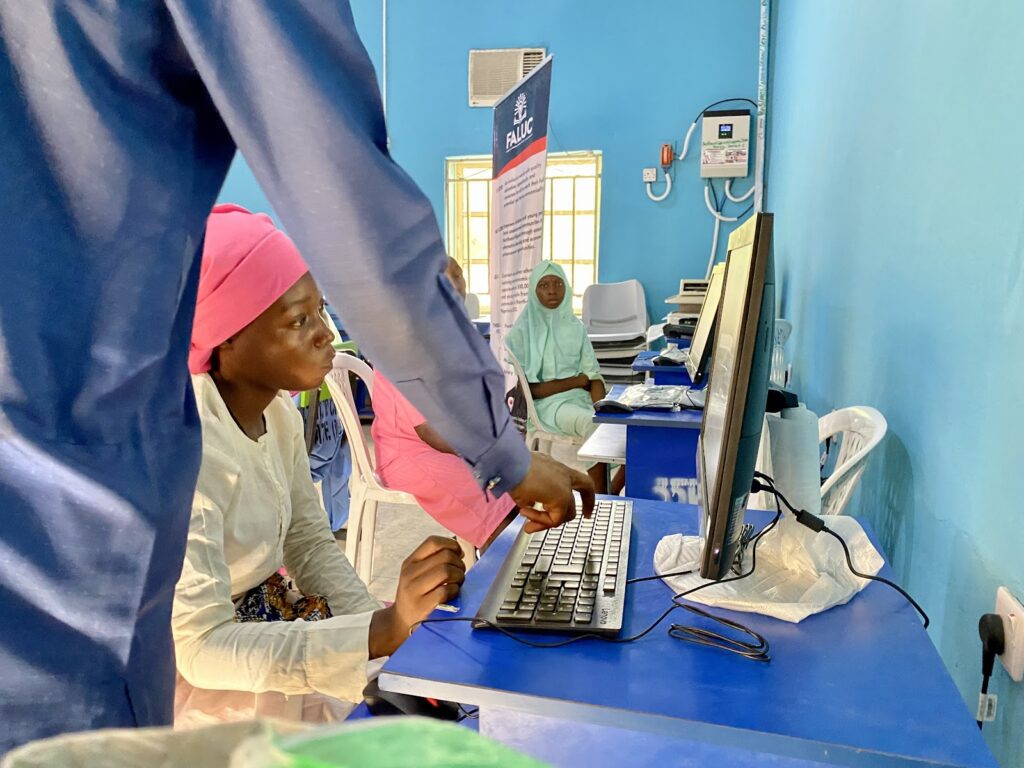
[380,499,995,768]
[632,350,674,372]
[632,350,693,386]
[593,384,703,429]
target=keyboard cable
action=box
[414,504,782,660]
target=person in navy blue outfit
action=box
[0,1,592,752]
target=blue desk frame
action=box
[379,499,996,768]
[633,349,693,386]
[595,384,702,502]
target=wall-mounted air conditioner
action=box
[468,48,546,107]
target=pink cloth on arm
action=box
[371,373,516,548]
[189,203,311,374]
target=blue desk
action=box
[594,384,702,502]
[633,350,693,386]
[379,499,995,768]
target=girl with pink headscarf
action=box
[172,205,465,725]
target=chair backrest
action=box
[505,350,545,435]
[818,406,888,515]
[323,352,383,493]
[464,292,481,320]
[582,280,649,336]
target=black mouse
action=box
[594,398,634,414]
[362,677,462,720]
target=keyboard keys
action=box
[535,609,573,622]
[497,609,534,622]
[551,563,584,576]
[487,499,630,633]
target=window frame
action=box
[444,150,602,315]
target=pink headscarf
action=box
[188,204,310,374]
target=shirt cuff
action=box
[468,419,531,497]
[304,611,375,703]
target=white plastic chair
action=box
[645,322,666,349]
[506,351,585,457]
[582,280,650,344]
[818,406,888,516]
[324,352,477,582]
[464,292,481,320]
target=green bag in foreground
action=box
[232,717,551,768]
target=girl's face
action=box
[217,272,335,392]
[445,259,467,299]
[535,274,566,310]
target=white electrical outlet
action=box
[996,586,1024,682]
[642,167,658,183]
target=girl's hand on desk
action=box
[369,536,466,657]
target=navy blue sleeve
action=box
[164,0,529,494]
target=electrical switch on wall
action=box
[995,586,1023,682]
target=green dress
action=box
[506,262,602,439]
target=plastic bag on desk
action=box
[618,384,693,410]
[233,717,551,768]
[651,399,885,624]
[653,513,884,623]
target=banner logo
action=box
[506,92,534,151]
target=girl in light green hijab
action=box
[506,261,611,492]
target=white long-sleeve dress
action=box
[172,374,381,727]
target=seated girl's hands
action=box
[368,536,466,657]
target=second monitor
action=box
[696,212,775,580]
[683,262,725,386]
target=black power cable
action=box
[977,613,1005,729]
[751,472,930,629]
[415,505,782,661]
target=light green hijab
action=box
[506,261,599,383]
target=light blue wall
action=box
[219,0,762,318]
[767,3,1024,764]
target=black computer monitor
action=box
[696,212,775,580]
[684,263,725,385]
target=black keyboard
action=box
[474,499,632,636]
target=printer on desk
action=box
[665,277,709,319]
[659,277,712,345]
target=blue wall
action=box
[767,2,1024,764]
[220,0,762,318]
[214,2,1024,761]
